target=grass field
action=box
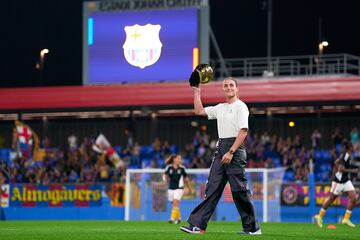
[0,221,359,240]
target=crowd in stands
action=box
[1,127,360,185]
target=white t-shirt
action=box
[204,99,249,138]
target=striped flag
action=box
[92,134,124,168]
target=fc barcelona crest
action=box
[123,24,162,69]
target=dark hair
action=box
[165,154,177,165]
[342,140,352,150]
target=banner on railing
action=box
[105,183,125,207]
[10,184,102,207]
[0,184,10,208]
[6,182,359,208]
[281,183,360,207]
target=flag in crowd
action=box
[13,120,43,161]
[92,133,124,168]
[0,184,10,208]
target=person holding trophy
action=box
[180,64,261,235]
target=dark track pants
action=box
[187,138,260,232]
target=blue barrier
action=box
[1,197,124,220]
[2,200,360,223]
[1,181,359,223]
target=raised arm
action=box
[193,87,207,116]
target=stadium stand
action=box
[1,127,360,185]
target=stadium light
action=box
[321,41,329,47]
[39,48,50,70]
[318,41,329,55]
[40,48,49,56]
[39,48,50,85]
[288,121,295,127]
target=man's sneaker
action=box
[314,215,323,228]
[342,218,356,228]
[174,219,181,224]
[180,225,205,234]
[238,229,262,235]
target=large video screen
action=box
[84,8,199,84]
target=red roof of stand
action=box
[1,76,360,112]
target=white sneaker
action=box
[238,229,262,235]
[180,225,205,234]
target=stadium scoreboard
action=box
[83,0,210,85]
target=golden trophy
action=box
[189,64,214,87]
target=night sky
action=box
[2,0,360,87]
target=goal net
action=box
[125,168,284,222]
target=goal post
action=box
[125,168,285,222]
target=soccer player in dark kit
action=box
[163,154,192,224]
[314,140,358,228]
[180,76,261,235]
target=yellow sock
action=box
[175,207,181,220]
[319,208,326,218]
[344,210,352,220]
[170,207,177,221]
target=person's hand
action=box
[189,70,200,87]
[221,151,233,165]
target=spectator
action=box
[0,172,7,184]
[153,137,162,152]
[264,157,275,168]
[331,128,343,149]
[350,127,359,149]
[293,135,302,150]
[311,129,322,149]
[97,158,110,182]
[192,131,201,148]
[196,143,206,158]
[125,129,134,148]
[132,142,141,167]
[162,140,171,156]
[189,157,206,169]
[200,128,210,147]
[68,169,79,182]
[42,136,51,148]
[68,133,78,150]
[261,131,270,145]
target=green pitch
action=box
[0,221,359,240]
